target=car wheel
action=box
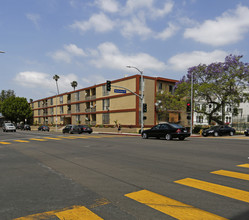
[202,133,207,137]
[214,132,219,137]
[179,136,185,141]
[229,131,234,136]
[142,133,148,139]
[165,134,172,140]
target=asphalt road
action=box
[0,130,249,220]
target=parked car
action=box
[141,123,190,140]
[62,125,80,134]
[244,128,249,136]
[38,125,50,131]
[77,125,93,134]
[202,125,235,137]
[3,123,16,132]
[21,124,31,131]
[16,123,22,129]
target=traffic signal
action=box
[186,102,191,112]
[106,80,111,91]
[143,103,147,112]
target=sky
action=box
[1,0,249,101]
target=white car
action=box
[3,123,16,132]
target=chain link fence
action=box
[231,115,249,132]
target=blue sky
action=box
[1,0,249,100]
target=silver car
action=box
[3,123,16,132]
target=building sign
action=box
[114,89,126,94]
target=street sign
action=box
[114,89,126,94]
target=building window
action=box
[76,115,80,123]
[158,82,162,90]
[196,115,203,123]
[102,99,110,110]
[60,96,63,104]
[38,101,40,108]
[169,85,173,94]
[225,116,231,123]
[50,98,53,105]
[38,109,40,116]
[38,118,41,123]
[50,108,53,115]
[102,113,110,124]
[75,92,80,101]
[102,85,109,96]
[76,103,80,112]
[60,106,64,114]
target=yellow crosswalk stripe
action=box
[29,138,47,141]
[55,205,103,220]
[14,205,103,220]
[211,170,249,181]
[175,178,249,203]
[0,141,11,144]
[237,164,249,168]
[14,140,30,143]
[44,137,62,140]
[58,136,79,139]
[125,189,227,220]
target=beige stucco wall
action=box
[144,78,155,125]
[110,112,136,125]
[111,96,136,110]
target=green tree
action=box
[0,89,15,111]
[1,96,32,123]
[176,54,249,125]
[71,81,78,91]
[156,90,186,122]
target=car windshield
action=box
[210,126,219,129]
[6,123,14,126]
[170,123,183,128]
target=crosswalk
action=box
[14,163,249,219]
[0,135,120,145]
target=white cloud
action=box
[184,5,249,46]
[49,44,86,63]
[82,74,106,86]
[151,1,174,18]
[90,42,166,71]
[64,44,86,56]
[71,13,115,33]
[167,50,228,71]
[125,0,153,12]
[95,0,119,13]
[26,13,40,29]
[155,22,178,40]
[121,15,152,39]
[14,71,79,95]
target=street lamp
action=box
[190,73,193,136]
[53,74,60,132]
[126,66,144,133]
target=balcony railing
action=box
[85,107,96,113]
[85,95,96,100]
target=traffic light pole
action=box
[190,72,193,136]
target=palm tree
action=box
[71,81,78,91]
[53,74,60,94]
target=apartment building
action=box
[31,74,186,129]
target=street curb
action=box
[94,132,140,136]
